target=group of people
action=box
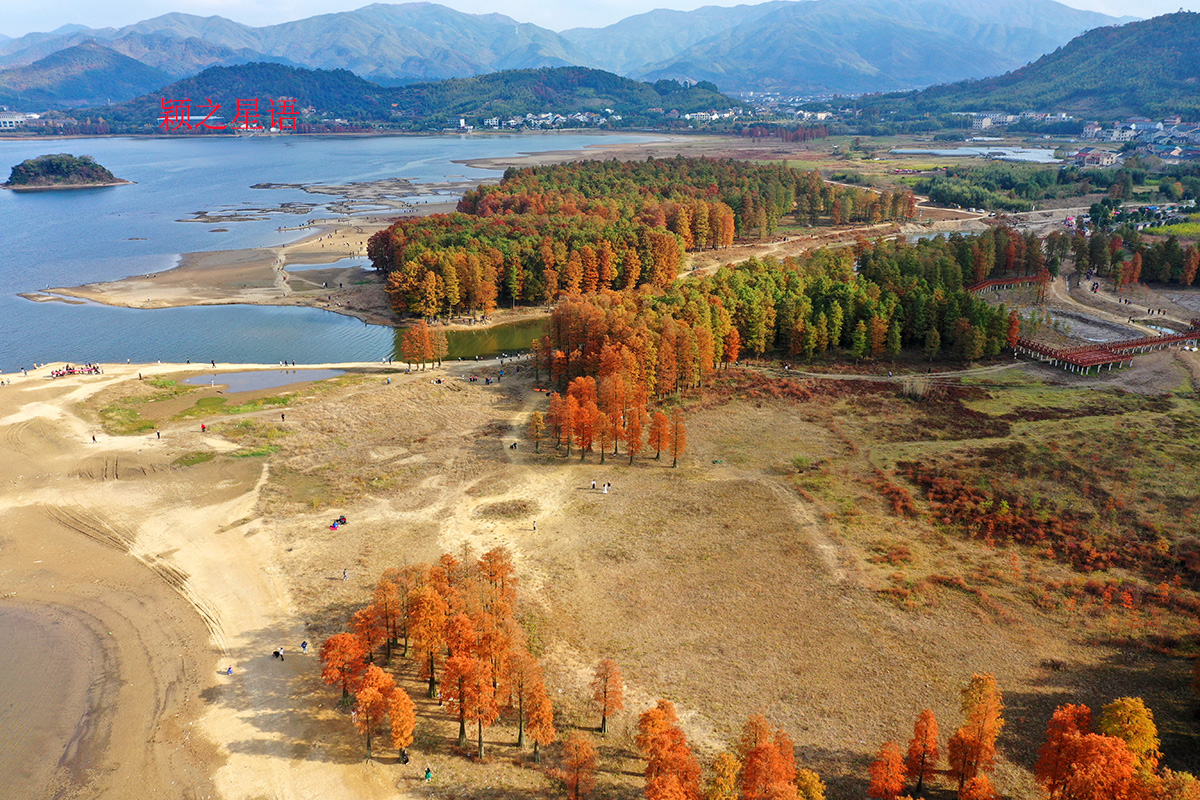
[590,479,612,494]
[329,515,348,531]
[49,363,103,378]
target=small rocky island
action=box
[3,153,132,190]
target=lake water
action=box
[0,133,656,369]
[182,368,345,391]
[891,147,1062,163]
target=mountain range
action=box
[867,12,1200,119]
[0,0,1134,106]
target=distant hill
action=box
[0,41,171,108]
[0,4,590,86]
[866,12,1200,118]
[0,0,1132,99]
[627,0,1134,93]
[91,62,741,131]
[561,2,790,77]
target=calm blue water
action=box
[0,133,658,369]
[183,368,345,391]
[891,147,1061,163]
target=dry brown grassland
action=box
[79,347,1200,800]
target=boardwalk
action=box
[1015,321,1200,374]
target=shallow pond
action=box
[183,368,345,392]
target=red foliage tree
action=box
[906,708,940,796]
[738,714,797,800]
[637,700,701,800]
[1036,703,1093,798]
[669,407,687,468]
[948,674,1004,792]
[562,731,598,800]
[409,585,449,698]
[390,688,416,759]
[648,411,672,461]
[867,741,906,800]
[320,632,368,698]
[354,664,396,756]
[626,404,647,464]
[591,658,625,734]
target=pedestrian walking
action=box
[343,568,348,580]
[591,479,597,490]
[281,412,286,422]
[92,434,96,443]
[533,520,537,531]
[156,430,161,440]
[301,641,308,654]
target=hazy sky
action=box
[0,0,1191,38]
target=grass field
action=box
[160,352,1200,800]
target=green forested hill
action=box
[86,63,740,131]
[867,12,1200,117]
[0,41,171,107]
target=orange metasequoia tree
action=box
[390,688,416,760]
[464,652,499,759]
[591,658,625,734]
[409,584,449,698]
[442,612,478,748]
[354,664,396,756]
[320,632,368,699]
[1059,733,1139,800]
[352,603,387,661]
[527,681,557,762]
[948,673,1004,792]
[637,699,701,800]
[626,404,647,465]
[669,408,687,468]
[1036,703,1093,798]
[562,731,598,800]
[648,410,671,461]
[507,648,544,748]
[906,708,940,796]
[738,714,797,800]
[868,741,906,800]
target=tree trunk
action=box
[599,448,605,464]
[600,713,608,735]
[427,652,437,698]
[672,454,678,468]
[516,704,526,748]
[458,707,468,749]
[477,718,485,760]
[628,451,635,465]
[533,740,541,763]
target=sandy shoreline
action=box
[0,360,427,799]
